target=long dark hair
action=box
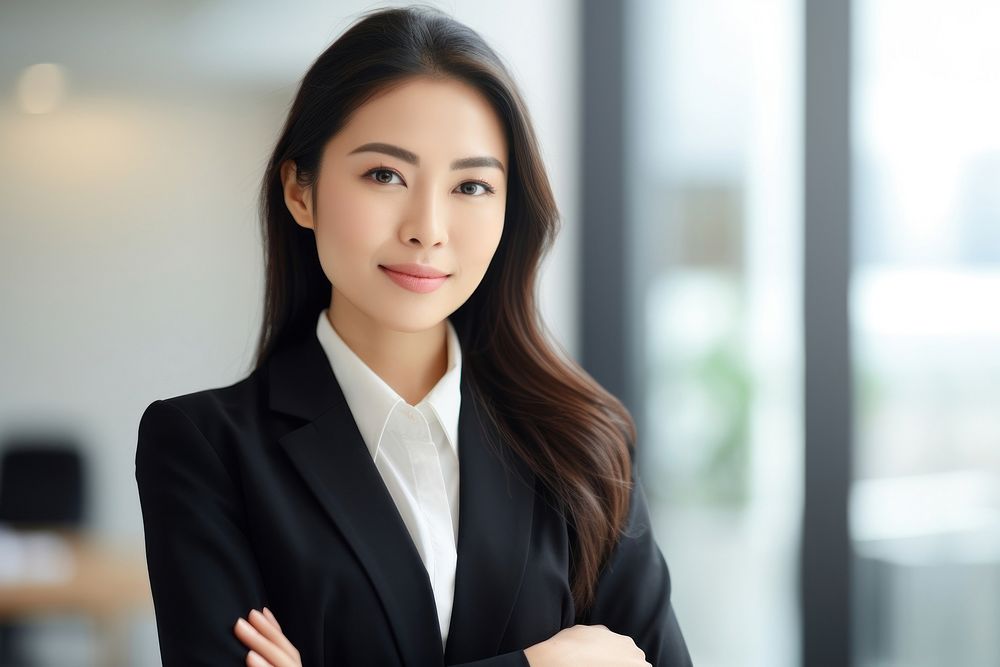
[252,4,636,619]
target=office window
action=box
[851,1,1000,665]
[626,0,802,664]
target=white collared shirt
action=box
[315,308,461,647]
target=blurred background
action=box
[0,0,997,665]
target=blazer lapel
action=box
[444,376,536,664]
[266,323,536,666]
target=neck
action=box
[326,291,448,406]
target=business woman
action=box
[135,6,692,667]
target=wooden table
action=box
[0,529,152,666]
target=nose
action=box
[399,187,448,248]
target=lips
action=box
[379,264,450,294]
[378,263,450,278]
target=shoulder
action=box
[136,367,267,470]
[144,365,264,429]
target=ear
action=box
[280,159,315,230]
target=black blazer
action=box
[134,324,692,666]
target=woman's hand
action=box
[523,624,651,667]
[233,607,302,667]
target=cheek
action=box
[457,205,505,269]
[314,185,387,261]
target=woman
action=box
[135,5,691,666]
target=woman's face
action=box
[282,75,508,334]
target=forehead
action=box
[327,76,508,162]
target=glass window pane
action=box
[851,2,1000,665]
[627,1,803,664]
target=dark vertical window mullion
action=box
[579,0,635,422]
[803,0,854,664]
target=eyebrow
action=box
[348,142,506,174]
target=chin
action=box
[375,308,452,334]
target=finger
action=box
[249,609,300,663]
[246,650,273,667]
[263,607,282,632]
[234,617,294,667]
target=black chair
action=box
[0,443,85,528]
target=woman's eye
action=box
[455,181,495,196]
[365,167,404,185]
[364,168,493,196]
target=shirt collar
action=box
[314,308,462,460]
